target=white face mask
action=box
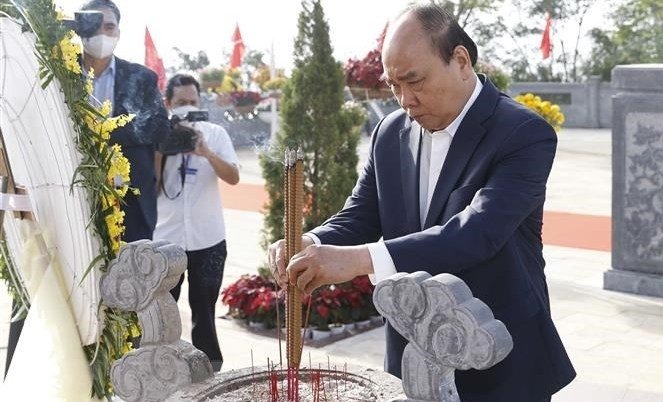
[171,105,200,118]
[83,34,119,59]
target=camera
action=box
[158,110,209,155]
[62,11,104,38]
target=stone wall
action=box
[507,76,616,128]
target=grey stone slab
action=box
[604,269,663,298]
[612,64,663,92]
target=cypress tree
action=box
[260,0,366,246]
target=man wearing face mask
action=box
[81,0,169,242]
[154,74,239,371]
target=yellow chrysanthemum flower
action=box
[84,104,134,142]
[52,31,82,75]
[85,68,95,95]
[56,8,69,21]
[514,93,565,132]
[108,144,131,197]
[104,206,125,253]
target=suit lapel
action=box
[399,119,422,233]
[423,75,499,229]
[423,121,485,228]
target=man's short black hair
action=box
[81,0,121,23]
[165,74,201,101]
[409,4,478,67]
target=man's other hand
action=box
[268,236,315,289]
[286,244,373,294]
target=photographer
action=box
[154,74,239,371]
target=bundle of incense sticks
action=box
[284,148,304,369]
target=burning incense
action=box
[284,148,304,371]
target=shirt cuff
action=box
[303,233,321,245]
[367,241,397,285]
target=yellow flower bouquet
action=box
[514,93,565,132]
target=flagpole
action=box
[548,15,554,79]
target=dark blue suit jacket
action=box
[310,76,576,401]
[111,57,169,242]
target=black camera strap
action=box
[160,154,188,200]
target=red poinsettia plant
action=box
[221,273,378,330]
[344,24,388,90]
[341,275,377,322]
[229,90,262,107]
[345,48,385,90]
[305,285,344,330]
[221,275,278,323]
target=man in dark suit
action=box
[270,4,575,401]
[81,0,169,242]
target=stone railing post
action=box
[373,272,513,402]
[604,64,663,297]
[100,240,213,402]
[587,75,602,128]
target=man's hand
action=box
[287,244,373,294]
[268,236,315,289]
[192,130,210,157]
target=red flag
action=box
[144,27,166,91]
[540,14,552,60]
[230,23,245,69]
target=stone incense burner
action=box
[101,241,511,402]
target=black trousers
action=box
[121,193,154,243]
[170,240,226,371]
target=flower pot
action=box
[370,315,384,326]
[301,327,312,339]
[233,104,257,115]
[249,321,266,330]
[354,319,372,330]
[311,328,331,340]
[329,323,346,336]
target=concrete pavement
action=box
[2,128,663,401]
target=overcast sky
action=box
[54,0,613,73]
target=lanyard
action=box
[161,154,189,200]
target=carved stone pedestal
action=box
[604,64,663,298]
[373,272,513,402]
[100,240,213,402]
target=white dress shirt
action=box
[83,56,115,108]
[154,121,239,251]
[367,74,483,283]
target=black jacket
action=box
[111,57,169,241]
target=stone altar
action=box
[604,64,663,297]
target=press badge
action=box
[184,166,198,184]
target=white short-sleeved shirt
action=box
[154,121,238,251]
